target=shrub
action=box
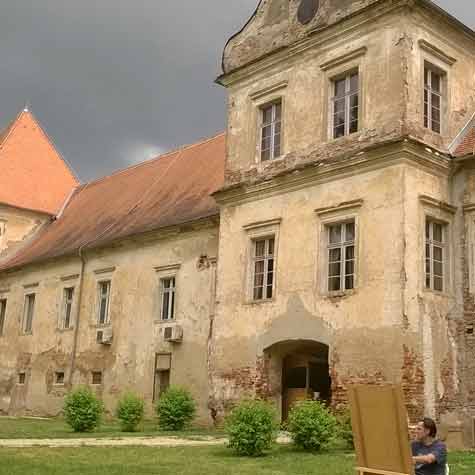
[156,387,196,431]
[287,400,337,452]
[116,393,145,432]
[225,399,278,457]
[336,408,354,449]
[63,386,103,432]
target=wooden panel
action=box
[349,385,414,475]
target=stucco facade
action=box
[1,0,475,446]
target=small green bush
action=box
[336,408,354,449]
[156,387,196,431]
[225,399,278,457]
[116,393,145,432]
[287,400,337,452]
[63,386,103,433]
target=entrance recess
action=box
[264,340,330,421]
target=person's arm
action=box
[412,454,436,465]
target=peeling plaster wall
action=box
[0,204,50,261]
[0,224,218,424]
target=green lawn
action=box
[0,446,473,475]
[0,417,222,440]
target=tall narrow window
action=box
[97,281,111,325]
[160,277,176,321]
[424,66,443,134]
[332,72,359,139]
[0,299,6,336]
[425,220,446,292]
[260,101,282,161]
[23,294,36,334]
[61,287,74,330]
[252,237,275,301]
[153,353,171,402]
[327,221,356,292]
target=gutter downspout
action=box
[68,244,86,388]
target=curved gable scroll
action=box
[221,0,378,76]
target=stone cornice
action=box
[418,39,457,66]
[320,47,367,71]
[419,195,457,214]
[214,139,452,207]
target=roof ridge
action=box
[0,107,25,149]
[82,131,225,188]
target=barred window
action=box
[332,72,359,139]
[252,237,275,301]
[160,277,176,321]
[424,66,443,134]
[425,220,446,292]
[327,221,356,292]
[260,101,282,162]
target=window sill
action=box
[155,319,177,325]
[90,323,112,329]
[56,327,74,333]
[324,289,356,299]
[329,131,360,143]
[20,332,33,336]
[244,298,276,306]
[422,287,450,298]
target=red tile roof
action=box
[453,126,475,157]
[0,133,225,271]
[0,109,79,215]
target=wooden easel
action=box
[349,385,414,475]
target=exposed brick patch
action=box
[401,344,425,421]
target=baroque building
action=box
[1,0,475,446]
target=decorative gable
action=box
[0,108,79,215]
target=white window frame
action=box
[251,236,276,302]
[160,277,176,321]
[326,221,356,292]
[259,100,282,162]
[425,219,447,292]
[22,293,36,335]
[60,287,75,330]
[331,71,359,139]
[0,298,6,336]
[97,280,111,326]
[424,65,444,134]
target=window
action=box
[424,66,443,134]
[160,278,176,321]
[252,237,275,301]
[260,101,282,161]
[61,287,74,330]
[0,299,6,336]
[92,371,103,385]
[55,372,65,385]
[327,221,356,292]
[332,71,359,138]
[18,372,26,385]
[425,220,446,292]
[97,281,111,325]
[22,293,36,334]
[153,353,171,401]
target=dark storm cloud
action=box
[0,1,472,181]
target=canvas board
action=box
[348,385,414,475]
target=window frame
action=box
[91,371,103,385]
[97,280,111,326]
[330,70,360,139]
[160,277,176,321]
[60,286,75,330]
[0,298,7,336]
[259,100,282,162]
[153,353,172,402]
[22,292,36,335]
[424,218,448,293]
[423,64,445,135]
[18,372,26,385]
[54,371,65,386]
[326,220,357,293]
[251,236,276,302]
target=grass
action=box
[0,417,223,440]
[0,446,473,475]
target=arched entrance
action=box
[264,340,331,421]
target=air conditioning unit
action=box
[96,327,113,345]
[163,325,183,343]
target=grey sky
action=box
[0,1,472,182]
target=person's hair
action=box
[420,417,437,437]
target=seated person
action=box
[411,417,447,475]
